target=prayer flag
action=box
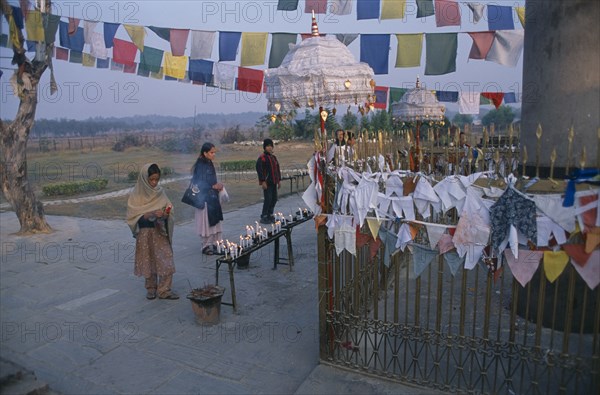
[68,18,79,35]
[410,244,438,278]
[366,218,382,240]
[96,57,109,69]
[395,34,423,68]
[416,0,434,18]
[55,47,68,61]
[103,22,119,48]
[137,64,150,77]
[381,0,405,19]
[481,92,504,108]
[84,21,98,45]
[360,34,390,75]
[69,50,82,64]
[170,29,189,56]
[516,6,525,28]
[572,250,600,290]
[43,14,60,44]
[467,2,485,23]
[149,26,170,41]
[486,30,524,67]
[505,249,542,287]
[487,5,515,31]
[123,62,137,74]
[189,59,214,84]
[150,67,164,80]
[458,91,480,114]
[26,41,36,52]
[240,32,268,67]
[390,87,408,103]
[25,10,44,42]
[124,24,146,51]
[468,31,495,60]
[59,22,84,51]
[163,52,188,79]
[140,46,163,73]
[214,62,237,90]
[112,38,137,67]
[90,31,108,59]
[10,6,24,29]
[444,251,464,276]
[357,0,380,20]
[82,53,96,67]
[269,33,297,68]
[374,86,389,109]
[425,33,457,75]
[190,30,216,59]
[330,0,353,15]
[277,0,299,11]
[335,34,358,46]
[305,0,327,14]
[435,0,461,27]
[503,92,517,103]
[237,67,264,93]
[436,91,458,102]
[219,31,241,61]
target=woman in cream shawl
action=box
[126,163,178,300]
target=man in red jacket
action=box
[256,139,281,224]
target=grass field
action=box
[1,141,315,223]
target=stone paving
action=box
[0,194,436,394]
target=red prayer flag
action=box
[112,38,138,67]
[170,29,189,56]
[481,92,504,109]
[468,32,495,60]
[237,67,264,93]
[55,47,69,61]
[435,0,461,27]
[305,0,327,14]
[123,62,137,74]
[373,86,389,109]
[68,18,79,35]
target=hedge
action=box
[42,178,109,197]
[220,160,255,171]
[127,166,175,182]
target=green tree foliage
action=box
[482,106,515,130]
[370,110,393,132]
[341,111,359,131]
[452,113,474,127]
[220,125,245,144]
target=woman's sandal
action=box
[159,292,179,300]
[202,246,215,255]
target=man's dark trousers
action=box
[261,184,278,220]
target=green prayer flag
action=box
[43,14,60,44]
[390,87,408,103]
[277,0,299,11]
[480,95,491,105]
[149,26,170,41]
[395,34,423,68]
[269,33,296,68]
[240,32,268,67]
[69,50,83,64]
[425,33,457,75]
[140,46,164,73]
[416,0,434,18]
[381,0,405,20]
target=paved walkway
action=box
[0,195,436,394]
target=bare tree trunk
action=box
[0,0,52,234]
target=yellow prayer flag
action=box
[395,34,423,68]
[9,15,22,50]
[164,53,187,79]
[82,53,96,67]
[124,24,146,51]
[543,251,569,283]
[240,32,268,67]
[366,218,382,240]
[516,6,525,28]
[25,10,45,42]
[381,0,406,20]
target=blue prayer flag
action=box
[487,5,515,31]
[357,0,380,20]
[103,22,120,48]
[189,59,214,84]
[59,22,84,52]
[219,31,242,62]
[360,34,390,75]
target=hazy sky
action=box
[0,0,525,120]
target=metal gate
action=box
[317,225,600,394]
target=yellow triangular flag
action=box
[25,10,44,42]
[381,0,406,20]
[240,32,268,67]
[9,15,22,50]
[366,218,382,240]
[516,6,525,28]
[124,24,146,51]
[585,227,600,253]
[543,251,569,283]
[163,53,187,79]
[82,53,96,67]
